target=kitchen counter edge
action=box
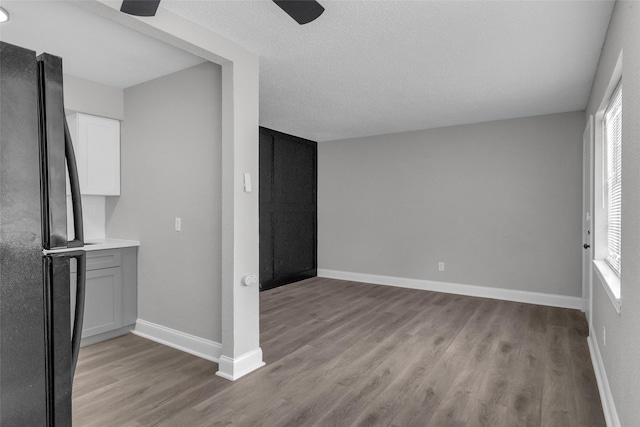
[43,238,140,255]
[84,238,140,251]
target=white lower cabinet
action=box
[83,267,123,337]
[71,247,137,346]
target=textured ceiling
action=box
[0,1,614,142]
[161,0,614,142]
[0,1,205,88]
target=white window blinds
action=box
[604,83,622,275]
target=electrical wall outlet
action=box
[438,262,445,272]
[175,217,182,232]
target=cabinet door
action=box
[68,113,121,196]
[81,267,123,338]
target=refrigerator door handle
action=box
[70,251,86,378]
[65,116,84,248]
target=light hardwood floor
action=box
[73,277,605,426]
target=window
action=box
[603,82,622,275]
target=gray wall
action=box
[106,62,222,343]
[586,2,640,425]
[63,74,124,120]
[319,111,585,296]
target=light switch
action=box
[243,173,252,193]
[175,217,182,232]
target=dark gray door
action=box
[259,127,317,291]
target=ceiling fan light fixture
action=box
[273,0,325,25]
[0,7,10,23]
[120,0,161,17]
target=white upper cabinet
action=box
[67,113,121,196]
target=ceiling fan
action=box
[120,0,325,25]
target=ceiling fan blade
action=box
[120,0,161,17]
[273,0,324,25]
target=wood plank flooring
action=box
[73,277,605,426]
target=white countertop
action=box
[43,238,139,255]
[84,238,140,251]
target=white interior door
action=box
[582,116,594,325]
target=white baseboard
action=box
[216,347,265,381]
[133,319,222,363]
[81,325,133,348]
[317,269,583,310]
[588,328,621,427]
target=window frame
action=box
[593,71,622,313]
[603,82,622,276]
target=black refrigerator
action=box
[0,41,87,425]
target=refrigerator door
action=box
[38,53,84,250]
[0,41,49,426]
[1,41,86,426]
[43,251,86,426]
